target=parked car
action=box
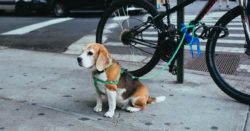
[0,0,156,17]
[49,0,110,17]
[49,0,156,17]
[0,0,49,15]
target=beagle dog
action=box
[77,43,166,118]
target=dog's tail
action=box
[147,96,166,104]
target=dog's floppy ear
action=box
[96,45,110,71]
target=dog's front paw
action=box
[104,111,114,118]
[93,106,102,112]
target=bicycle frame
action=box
[134,0,219,38]
[166,0,217,24]
[122,0,217,57]
[131,0,218,47]
[167,0,250,54]
[134,0,250,55]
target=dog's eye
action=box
[87,51,93,56]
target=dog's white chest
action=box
[95,72,107,81]
[94,72,129,109]
[94,72,107,94]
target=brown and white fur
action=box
[77,43,166,118]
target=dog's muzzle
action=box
[77,57,83,66]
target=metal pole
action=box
[177,0,184,83]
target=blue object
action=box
[157,3,161,9]
[180,23,201,58]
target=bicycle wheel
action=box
[96,0,161,77]
[206,6,250,104]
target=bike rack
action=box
[177,0,184,83]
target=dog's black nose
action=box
[77,57,82,64]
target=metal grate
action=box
[185,54,240,75]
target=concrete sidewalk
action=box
[0,48,249,131]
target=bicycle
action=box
[96,0,250,104]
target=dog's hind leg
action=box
[126,106,141,112]
[126,96,147,112]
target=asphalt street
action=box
[0,1,239,53]
[0,13,102,52]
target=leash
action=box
[132,22,201,80]
[93,22,201,93]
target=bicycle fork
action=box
[239,0,250,55]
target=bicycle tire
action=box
[96,0,161,77]
[206,6,250,104]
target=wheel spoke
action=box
[129,38,157,48]
[96,0,160,76]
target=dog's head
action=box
[77,43,111,71]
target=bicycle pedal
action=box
[168,64,177,75]
[170,67,178,75]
